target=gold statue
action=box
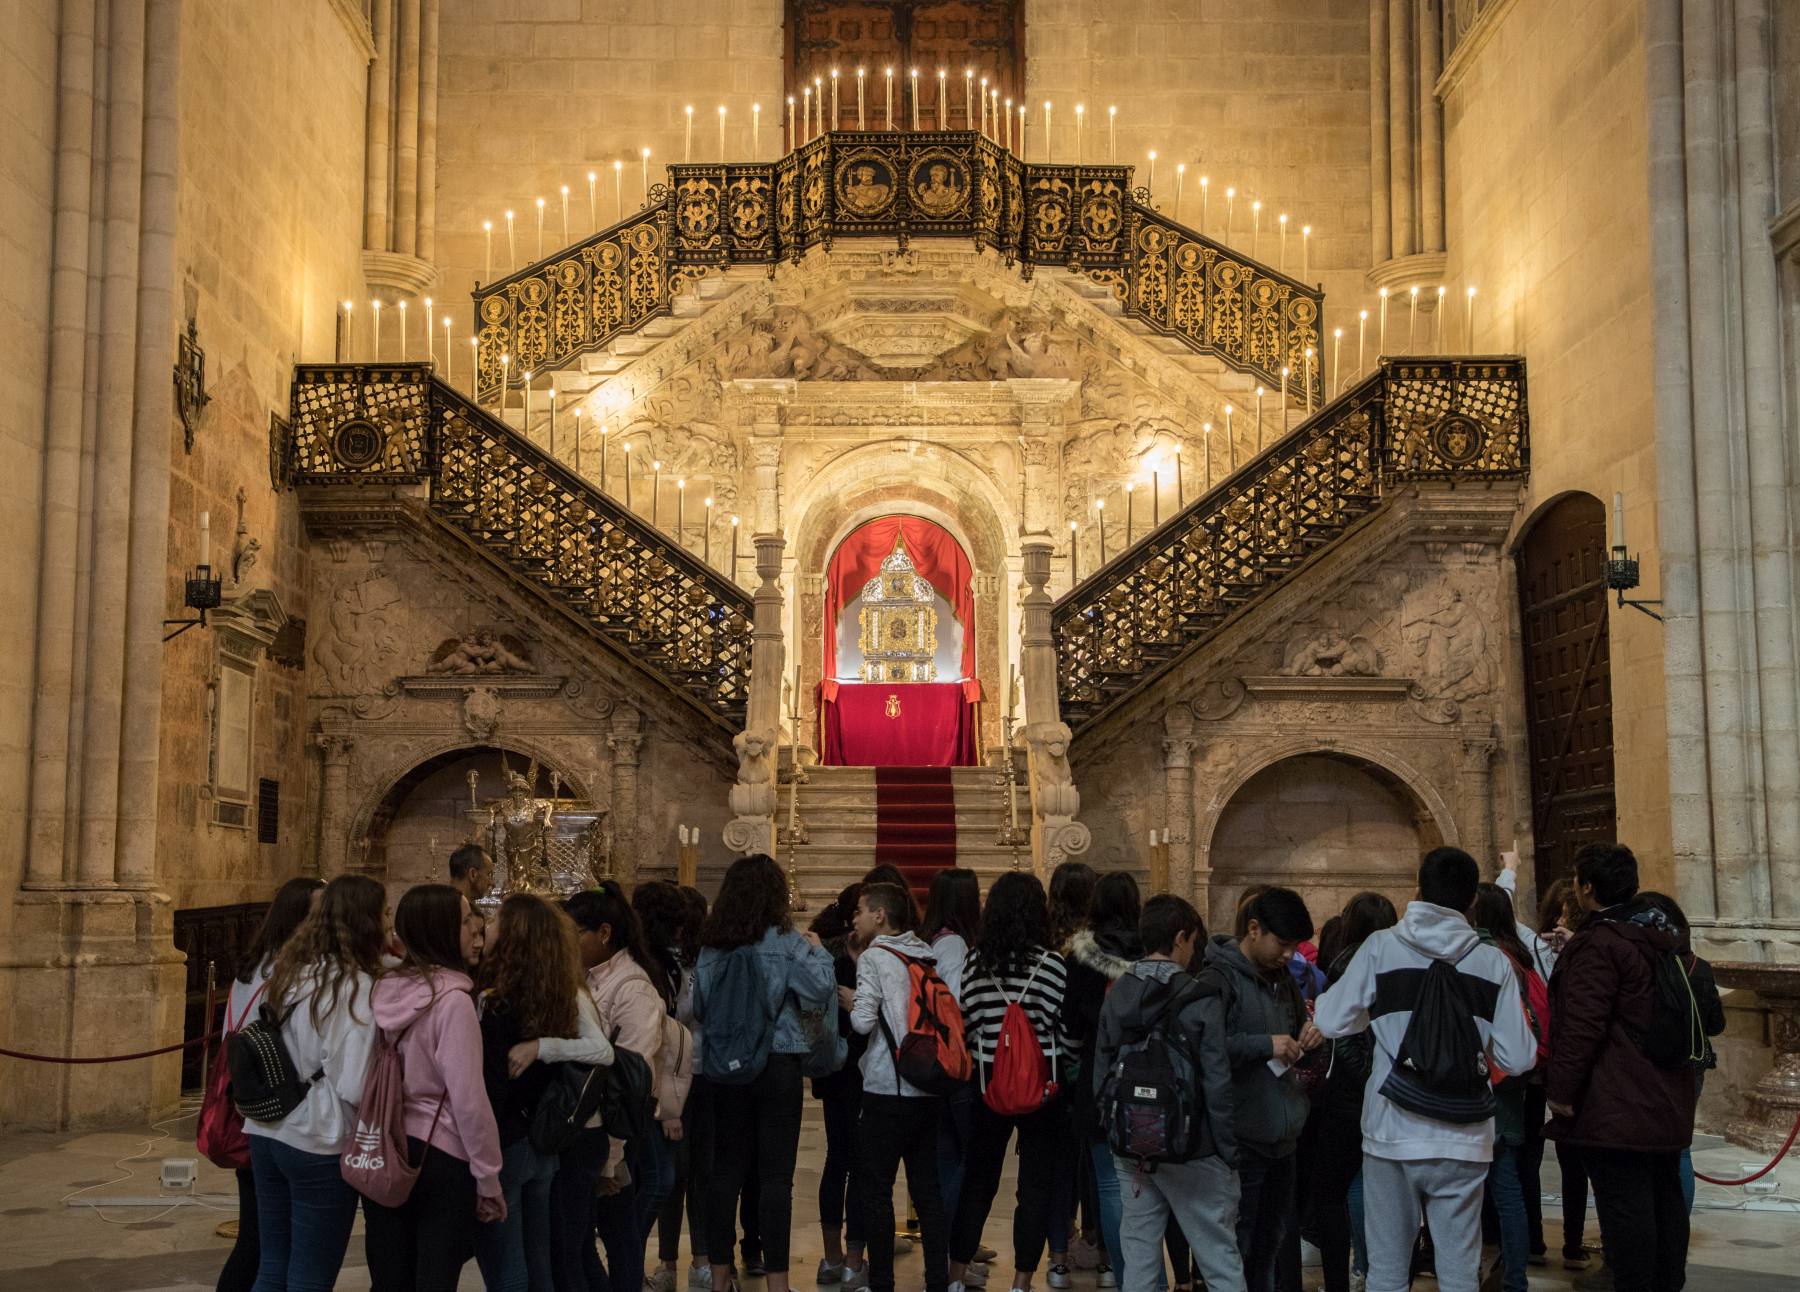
[488,764,556,895]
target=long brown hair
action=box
[479,894,582,1038]
[1470,883,1533,982]
[701,854,792,949]
[239,877,325,984]
[268,875,387,1028]
[391,883,471,979]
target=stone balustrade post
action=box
[724,533,786,855]
[1019,536,1090,872]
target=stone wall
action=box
[1438,0,1669,893]
[157,0,372,912]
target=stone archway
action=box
[1198,742,1453,934]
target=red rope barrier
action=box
[0,996,222,1065]
[1694,1110,1800,1187]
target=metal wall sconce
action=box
[1606,544,1664,622]
[164,566,223,641]
[175,317,209,454]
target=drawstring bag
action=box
[980,955,1061,1116]
[342,1017,445,1207]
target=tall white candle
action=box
[787,95,795,149]
[910,69,920,130]
[1225,404,1235,469]
[505,209,515,269]
[535,195,545,260]
[965,68,973,128]
[1279,212,1288,270]
[598,422,608,493]
[1332,329,1342,394]
[1075,104,1085,165]
[483,221,492,280]
[1020,105,1027,155]
[1613,492,1626,547]
[1379,287,1389,353]
[1357,309,1367,375]
[1408,285,1419,350]
[885,67,894,129]
[813,78,822,135]
[1175,164,1185,220]
[979,76,988,134]
[1302,224,1312,280]
[1202,424,1212,491]
[1147,150,1156,199]
[1069,519,1079,582]
[1004,98,1012,150]
[1042,101,1051,160]
[199,510,210,568]
[857,68,866,130]
[937,68,947,128]
[398,300,408,359]
[442,315,451,381]
[613,160,622,221]
[1108,105,1117,161]
[1252,200,1261,258]
[641,148,650,202]
[685,104,694,160]
[1226,187,1235,241]
[587,171,596,232]
[801,87,811,142]
[753,102,761,158]
[1200,176,1209,235]
[831,68,839,130]
[371,299,381,359]
[1435,285,1447,348]
[1465,285,1477,351]
[718,105,727,159]
[703,496,713,561]
[560,185,569,245]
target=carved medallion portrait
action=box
[909,152,969,218]
[835,152,897,217]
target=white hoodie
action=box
[850,931,940,1097]
[243,964,378,1157]
[1315,902,1537,1164]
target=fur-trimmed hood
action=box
[1068,927,1141,982]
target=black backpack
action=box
[227,1002,323,1124]
[1100,979,1210,1169]
[529,1061,608,1155]
[1377,947,1495,1126]
[596,1029,656,1147]
[1629,947,1709,1070]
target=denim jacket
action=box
[693,926,836,1057]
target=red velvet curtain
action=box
[824,516,976,681]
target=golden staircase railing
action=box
[470,130,1324,406]
[1051,358,1529,732]
[282,363,754,728]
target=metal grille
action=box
[1052,358,1529,732]
[288,365,753,728]
[257,778,279,844]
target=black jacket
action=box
[479,995,555,1148]
[1062,927,1142,1137]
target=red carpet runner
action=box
[874,766,957,902]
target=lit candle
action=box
[1465,285,1477,351]
[1226,187,1235,242]
[992,89,1001,142]
[1302,224,1312,280]
[1042,101,1051,160]
[965,68,973,128]
[1200,176,1209,235]
[685,104,693,160]
[885,67,894,129]
[499,353,509,413]
[676,477,685,539]
[1304,346,1314,413]
[587,171,596,232]
[598,423,608,493]
[1125,480,1135,541]
[1108,105,1117,161]
[730,514,740,574]
[787,95,795,149]
[199,509,210,568]
[831,68,839,130]
[753,102,761,158]
[1613,491,1626,547]
[1004,97,1012,150]
[613,159,622,221]
[641,148,650,202]
[1069,519,1079,582]
[1201,424,1212,491]
[467,336,476,392]
[857,68,866,130]
[524,369,533,428]
[1379,287,1389,353]
[1173,441,1184,508]
[1096,498,1107,563]
[652,459,662,526]
[1251,200,1262,258]
[1357,309,1367,376]
[813,77,822,135]
[535,195,545,260]
[1408,285,1419,350]
[937,68,947,128]
[1279,212,1288,270]
[548,385,557,455]
[340,300,351,364]
[1435,285,1446,348]
[910,69,919,131]
[371,299,382,359]
[398,300,408,359]
[801,87,810,142]
[572,406,581,474]
[560,185,570,245]
[1224,403,1236,469]
[482,220,492,280]
[504,209,515,269]
[1019,104,1027,155]
[979,76,988,134]
[718,105,727,159]
[443,315,452,382]
[623,441,632,509]
[703,495,713,561]
[1151,467,1160,526]
[1075,103,1085,165]
[1175,163,1185,220]
[1255,385,1265,451]
[1147,150,1156,200]
[1332,328,1342,395]
[1279,367,1288,423]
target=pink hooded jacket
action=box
[371,967,504,1198]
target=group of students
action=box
[205,837,1717,1292]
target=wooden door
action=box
[787,0,1024,132]
[1515,494,1617,897]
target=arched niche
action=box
[1201,746,1450,934]
[826,515,975,683]
[349,740,593,897]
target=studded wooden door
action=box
[787,1,1025,131]
[1515,494,1617,897]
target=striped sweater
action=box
[959,947,1075,1073]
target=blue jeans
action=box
[248,1135,360,1292]
[937,1081,976,1222]
[476,1137,560,1292]
[1487,1144,1529,1292]
[633,1126,676,1243]
[1235,1150,1297,1292]
[1087,1140,1123,1281]
[1679,1148,1695,1214]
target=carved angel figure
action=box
[429,629,534,676]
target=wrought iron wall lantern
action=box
[1605,545,1664,622]
[164,565,223,642]
[175,317,210,453]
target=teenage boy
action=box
[1314,848,1537,1292]
[1096,894,1245,1292]
[1200,886,1321,1292]
[1545,843,1695,1292]
[850,882,950,1292]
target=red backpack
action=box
[196,982,264,1170]
[874,949,972,1095]
[980,955,1061,1116]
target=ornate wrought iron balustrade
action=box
[1052,358,1528,732]
[470,130,1323,404]
[283,363,754,728]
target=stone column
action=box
[1368,0,1392,265]
[315,731,356,877]
[1417,0,1445,253]
[1162,706,1197,898]
[1457,732,1497,868]
[608,707,643,884]
[363,0,393,252]
[1019,537,1089,871]
[1386,0,1416,258]
[725,534,786,855]
[391,0,421,257]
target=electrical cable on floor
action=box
[60,1096,234,1226]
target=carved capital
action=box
[315,731,355,764]
[1162,738,1196,770]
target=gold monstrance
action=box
[856,535,939,683]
